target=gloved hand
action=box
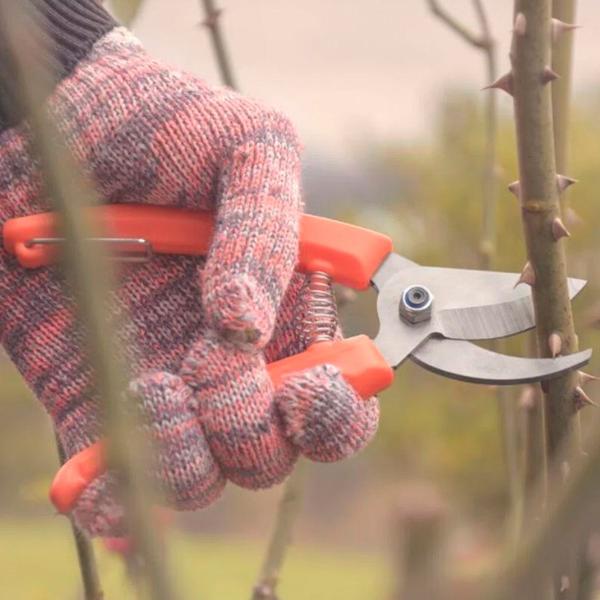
[0,10,379,537]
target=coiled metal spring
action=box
[304,271,338,346]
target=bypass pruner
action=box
[2,204,591,513]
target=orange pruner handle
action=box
[3,204,393,290]
[50,335,394,514]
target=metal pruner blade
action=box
[411,338,591,385]
[373,253,591,384]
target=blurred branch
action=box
[487,417,600,599]
[199,0,238,89]
[426,0,490,49]
[427,0,527,549]
[550,3,586,598]
[56,437,104,600]
[551,0,578,178]
[0,3,178,599]
[252,461,306,600]
[251,288,357,600]
[473,0,498,270]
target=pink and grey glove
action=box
[0,0,379,537]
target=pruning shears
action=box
[3,205,591,513]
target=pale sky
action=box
[124,0,600,157]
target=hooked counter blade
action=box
[410,338,591,385]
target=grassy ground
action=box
[0,518,389,599]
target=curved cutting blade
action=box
[372,254,587,342]
[410,337,591,385]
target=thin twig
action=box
[426,0,490,49]
[472,0,498,270]
[0,4,178,599]
[199,0,238,89]
[551,0,578,179]
[428,0,527,546]
[56,436,104,600]
[250,290,358,600]
[252,461,306,600]
[550,3,586,599]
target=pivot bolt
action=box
[400,285,433,324]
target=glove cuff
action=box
[0,0,117,131]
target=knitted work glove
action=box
[0,3,379,537]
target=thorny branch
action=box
[503,2,583,595]
[509,0,580,468]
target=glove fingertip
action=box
[201,273,276,349]
[276,365,379,463]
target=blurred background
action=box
[1,1,600,598]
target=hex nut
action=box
[400,285,434,324]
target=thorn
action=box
[548,332,562,357]
[482,72,514,96]
[551,217,571,241]
[560,576,570,593]
[556,174,578,192]
[552,18,581,44]
[515,261,536,288]
[574,386,599,411]
[514,12,527,36]
[507,180,521,197]
[579,371,600,386]
[541,66,560,84]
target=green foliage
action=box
[0,519,388,599]
[109,0,145,26]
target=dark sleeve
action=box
[0,0,117,132]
